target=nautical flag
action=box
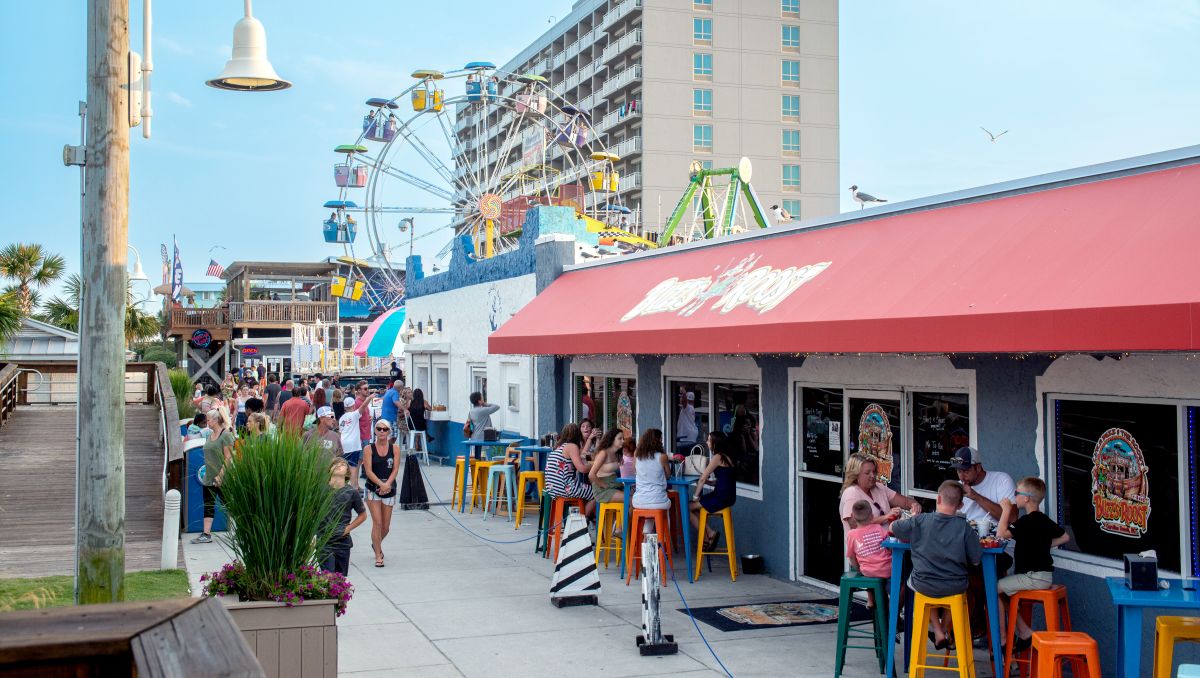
[171,238,183,303]
[160,243,170,285]
[206,259,226,278]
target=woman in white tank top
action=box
[632,428,671,511]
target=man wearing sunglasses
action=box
[951,446,1014,524]
[338,393,376,492]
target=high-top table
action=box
[1106,576,1200,678]
[513,445,552,472]
[616,476,700,583]
[457,439,525,512]
[882,538,1006,678]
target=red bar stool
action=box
[548,496,585,562]
[625,507,674,586]
[1004,584,1072,678]
[1029,631,1100,677]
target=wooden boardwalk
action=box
[0,405,168,577]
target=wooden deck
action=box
[0,405,169,578]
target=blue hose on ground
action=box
[662,542,735,677]
[417,462,554,545]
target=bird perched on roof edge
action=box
[848,185,887,210]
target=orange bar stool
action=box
[908,590,974,677]
[450,456,479,511]
[468,460,497,513]
[1004,584,1072,678]
[625,507,674,586]
[1154,616,1200,678]
[1029,631,1100,677]
[594,501,624,568]
[693,507,737,582]
[513,471,544,529]
[548,496,585,562]
[666,490,683,549]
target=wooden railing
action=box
[228,301,336,325]
[0,363,18,431]
[169,307,228,330]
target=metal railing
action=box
[600,0,643,31]
[601,29,642,64]
[0,364,17,431]
[228,301,336,324]
[599,64,642,98]
[598,107,641,133]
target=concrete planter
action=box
[221,596,337,678]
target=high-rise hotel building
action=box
[452,0,839,234]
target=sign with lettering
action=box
[620,254,830,322]
[1090,428,1151,538]
[190,329,212,349]
[240,345,260,357]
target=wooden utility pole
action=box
[77,0,129,604]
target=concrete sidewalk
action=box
[184,465,891,677]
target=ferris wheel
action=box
[323,62,624,311]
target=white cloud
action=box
[165,92,192,108]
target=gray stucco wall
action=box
[634,356,665,433]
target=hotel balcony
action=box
[599,65,642,99]
[601,29,642,65]
[600,0,643,32]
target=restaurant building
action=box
[491,146,1200,675]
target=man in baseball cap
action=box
[951,446,1015,524]
[304,406,344,458]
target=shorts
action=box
[344,450,363,467]
[998,570,1053,596]
[202,484,224,519]
[366,490,396,505]
[321,544,351,576]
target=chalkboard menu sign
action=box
[801,387,844,477]
[912,392,971,492]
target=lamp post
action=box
[399,217,415,257]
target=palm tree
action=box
[0,293,21,348]
[0,243,65,315]
[42,274,160,345]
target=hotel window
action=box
[782,199,801,217]
[693,88,713,115]
[693,124,713,152]
[782,59,800,84]
[669,380,762,488]
[782,0,800,16]
[782,164,800,190]
[782,94,800,120]
[695,0,713,8]
[782,129,801,154]
[782,25,801,50]
[693,53,713,80]
[1049,397,1197,575]
[694,18,713,45]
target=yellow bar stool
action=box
[694,507,738,582]
[594,501,624,568]
[1155,616,1200,678]
[469,460,497,513]
[514,471,544,529]
[909,590,974,677]
[450,457,477,511]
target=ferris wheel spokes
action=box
[358,154,456,203]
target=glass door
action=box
[798,386,845,586]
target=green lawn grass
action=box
[0,569,191,611]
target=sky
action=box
[1,1,1198,302]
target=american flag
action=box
[206,259,226,278]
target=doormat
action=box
[680,598,871,632]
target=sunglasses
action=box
[1014,491,1036,498]
[375,427,390,432]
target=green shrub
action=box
[213,433,338,602]
[142,345,178,368]
[168,368,196,419]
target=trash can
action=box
[185,441,227,533]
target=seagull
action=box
[209,245,227,252]
[769,204,793,223]
[980,127,1009,142]
[848,185,887,210]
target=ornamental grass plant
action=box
[168,368,196,419]
[203,433,346,609]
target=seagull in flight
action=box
[209,245,227,252]
[849,185,887,210]
[980,127,1009,142]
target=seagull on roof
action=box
[980,127,1009,142]
[848,185,887,210]
[769,204,793,223]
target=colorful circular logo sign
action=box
[190,329,212,349]
[240,346,259,356]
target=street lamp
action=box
[399,217,415,257]
[127,244,148,284]
[207,0,291,91]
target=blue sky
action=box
[1,1,1198,300]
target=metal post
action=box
[77,0,129,604]
[161,489,181,569]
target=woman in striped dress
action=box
[544,422,595,518]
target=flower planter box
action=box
[221,597,337,678]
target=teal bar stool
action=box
[835,571,888,677]
[485,463,517,521]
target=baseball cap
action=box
[316,406,335,419]
[950,446,982,470]
[685,392,695,402]
[343,397,356,408]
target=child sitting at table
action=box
[996,476,1070,653]
[847,499,893,609]
[891,480,982,650]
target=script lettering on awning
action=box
[620,254,831,322]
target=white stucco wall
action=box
[403,274,538,435]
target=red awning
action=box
[490,163,1200,355]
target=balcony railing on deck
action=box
[228,301,337,325]
[169,307,228,331]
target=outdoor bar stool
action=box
[450,457,479,511]
[594,501,623,568]
[693,506,737,582]
[834,571,888,677]
[1004,583,1072,678]
[469,460,498,513]
[484,463,517,521]
[1028,631,1100,678]
[514,471,544,529]
[548,496,586,562]
[908,590,974,677]
[1179,665,1200,678]
[1154,616,1200,678]
[625,508,674,586]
